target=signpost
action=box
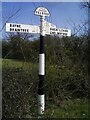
[34,7,50,115]
[6,6,71,116]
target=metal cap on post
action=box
[34,7,50,17]
[34,7,50,115]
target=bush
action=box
[2,34,88,118]
[3,64,39,118]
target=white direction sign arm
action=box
[6,22,71,36]
[6,23,40,34]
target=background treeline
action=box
[2,33,88,64]
[2,33,89,98]
[2,33,89,117]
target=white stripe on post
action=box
[39,54,45,75]
[38,95,45,114]
[40,16,45,36]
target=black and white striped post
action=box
[34,7,50,115]
[38,15,45,115]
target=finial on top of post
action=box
[34,7,50,17]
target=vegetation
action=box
[2,59,88,118]
[2,33,89,118]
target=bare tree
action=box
[81,0,90,35]
[81,0,90,8]
[65,1,89,36]
[0,6,21,32]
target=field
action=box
[2,59,88,118]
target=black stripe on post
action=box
[38,75,44,95]
[40,35,44,54]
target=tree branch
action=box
[0,8,21,32]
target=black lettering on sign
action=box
[17,29,20,32]
[20,29,22,32]
[27,29,29,32]
[10,27,29,33]
[17,25,21,28]
[10,24,12,27]
[10,28,14,31]
[10,24,21,28]
[13,24,15,27]
[15,29,17,31]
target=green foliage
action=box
[3,59,38,118]
[2,34,88,66]
[45,99,88,118]
[2,41,10,58]
[2,34,39,62]
[2,34,88,118]
[2,59,88,118]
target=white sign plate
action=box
[6,22,71,36]
[34,7,50,16]
[6,23,40,34]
